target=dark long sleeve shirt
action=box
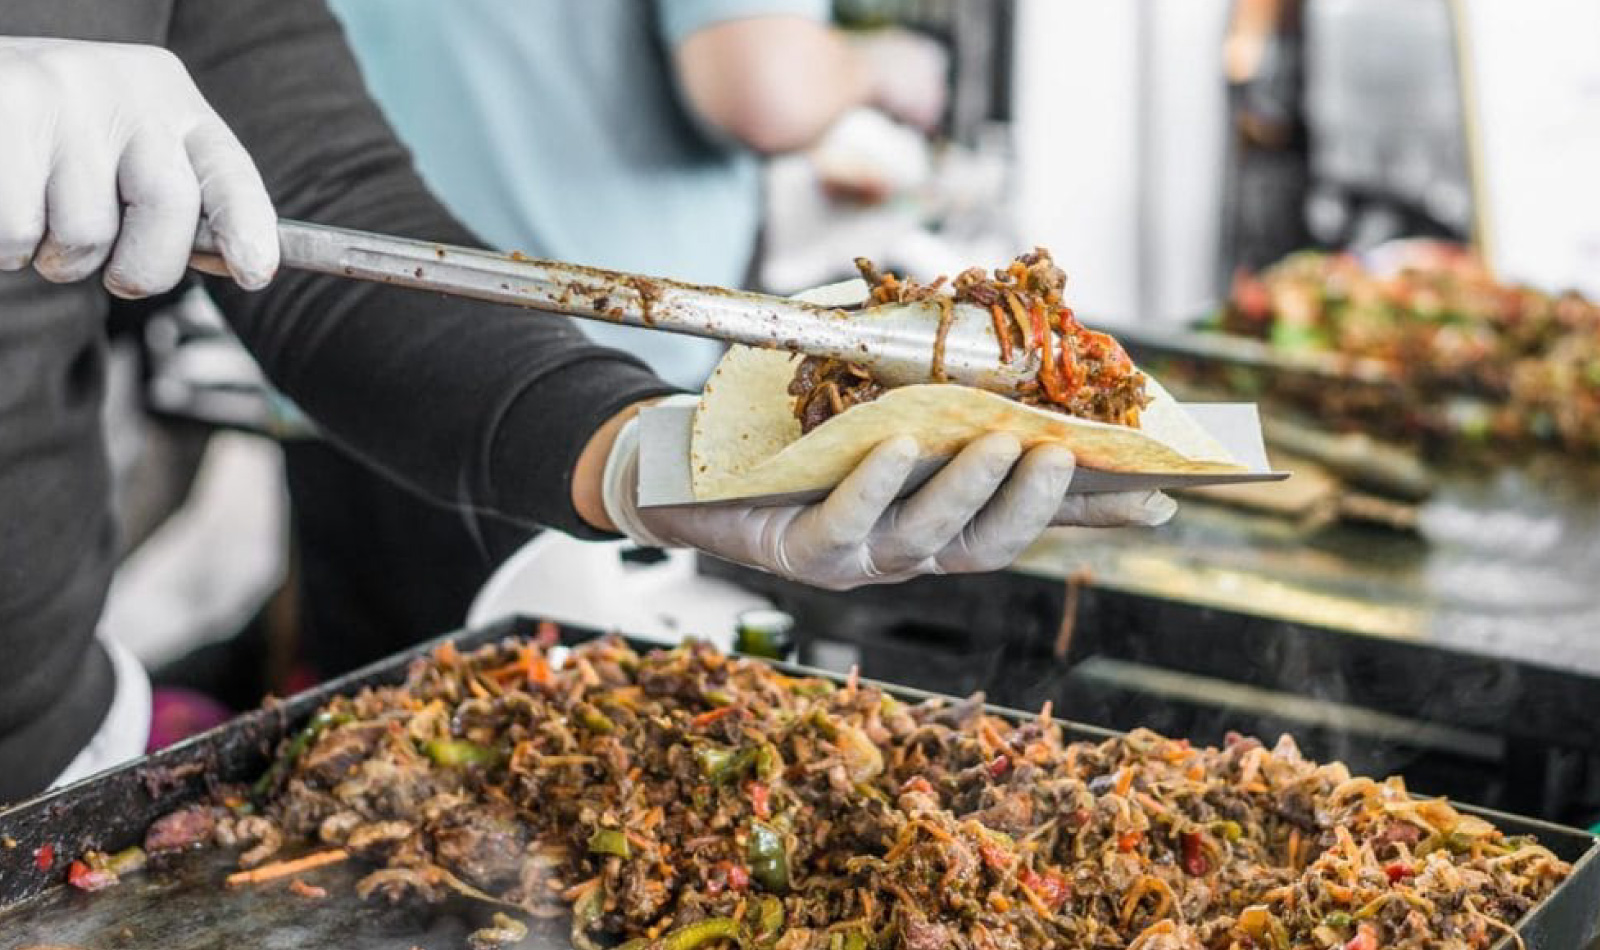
[0,0,675,800]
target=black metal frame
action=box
[2,616,1595,949]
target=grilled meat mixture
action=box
[790,250,1152,435]
[1223,247,1600,453]
[155,634,1573,950]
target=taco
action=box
[690,252,1244,503]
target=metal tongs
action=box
[192,219,1036,392]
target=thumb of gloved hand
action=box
[1055,489,1178,527]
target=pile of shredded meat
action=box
[147,634,1568,950]
[790,250,1152,434]
[1221,247,1600,452]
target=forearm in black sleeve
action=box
[166,0,677,541]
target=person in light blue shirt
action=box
[329,0,947,387]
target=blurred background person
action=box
[330,0,949,388]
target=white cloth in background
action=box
[49,637,152,789]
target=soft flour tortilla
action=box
[690,280,1242,503]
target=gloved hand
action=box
[603,406,1176,591]
[0,38,278,297]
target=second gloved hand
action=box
[0,38,278,296]
[603,412,1176,591]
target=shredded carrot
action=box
[490,644,553,687]
[884,820,951,863]
[562,875,602,902]
[978,721,1008,755]
[1288,828,1302,869]
[1162,745,1192,764]
[1017,877,1055,918]
[1005,293,1034,350]
[1117,877,1151,925]
[528,651,552,686]
[1029,303,1071,404]
[989,303,1015,364]
[1134,792,1167,815]
[1114,767,1134,798]
[288,877,328,899]
[226,849,348,887]
[691,706,738,729]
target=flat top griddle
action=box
[1017,453,1600,679]
[1102,324,1600,685]
[2,618,1595,949]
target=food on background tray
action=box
[126,635,1566,950]
[691,253,1245,503]
[1220,245,1600,453]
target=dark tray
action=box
[2,617,1596,949]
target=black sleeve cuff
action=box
[486,351,683,541]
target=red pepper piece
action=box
[66,859,117,892]
[1384,861,1415,884]
[1116,831,1143,853]
[987,755,1010,779]
[747,781,771,820]
[33,843,53,872]
[1018,868,1070,911]
[1180,831,1210,876]
[724,862,750,893]
[978,842,1012,871]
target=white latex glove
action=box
[0,38,278,297]
[603,407,1177,592]
[851,28,949,132]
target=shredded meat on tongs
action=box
[790,250,1152,434]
